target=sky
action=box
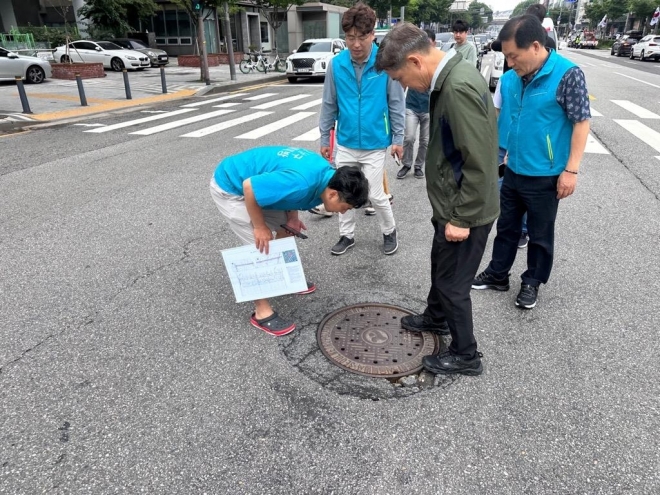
[486,0,528,12]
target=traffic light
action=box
[192,0,204,11]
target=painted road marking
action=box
[180,111,272,138]
[130,109,235,135]
[612,100,660,119]
[180,93,248,107]
[236,112,316,139]
[251,94,311,109]
[614,120,660,153]
[85,108,196,133]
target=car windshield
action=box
[436,33,453,43]
[97,42,123,50]
[440,41,455,51]
[296,42,332,53]
[128,40,148,49]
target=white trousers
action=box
[335,145,396,237]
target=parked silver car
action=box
[0,46,52,84]
[106,39,169,67]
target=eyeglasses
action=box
[345,33,372,44]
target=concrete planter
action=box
[50,62,106,80]
[177,54,221,67]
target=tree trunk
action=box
[198,10,210,85]
[224,2,236,81]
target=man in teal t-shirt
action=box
[210,146,368,337]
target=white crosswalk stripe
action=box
[292,128,321,141]
[585,134,609,154]
[613,120,660,153]
[130,109,235,135]
[85,108,196,133]
[590,107,603,117]
[251,94,311,109]
[181,111,273,138]
[212,102,242,108]
[180,93,248,107]
[236,112,316,139]
[611,100,660,119]
[243,93,279,101]
[291,98,323,110]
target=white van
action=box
[542,16,560,49]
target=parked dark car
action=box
[109,38,169,67]
[611,32,642,57]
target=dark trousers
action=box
[486,168,560,287]
[423,219,493,357]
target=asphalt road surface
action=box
[1,50,659,494]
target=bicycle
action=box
[239,51,266,74]
[261,52,286,73]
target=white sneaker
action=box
[308,204,333,217]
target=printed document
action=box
[221,237,308,303]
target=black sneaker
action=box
[472,271,510,291]
[515,283,538,309]
[396,166,411,179]
[401,314,449,336]
[518,232,529,249]
[423,350,483,376]
[331,236,355,255]
[414,168,424,179]
[383,229,398,255]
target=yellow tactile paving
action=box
[30,89,198,121]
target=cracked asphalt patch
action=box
[280,289,457,400]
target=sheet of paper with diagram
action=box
[221,237,308,303]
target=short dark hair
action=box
[498,14,546,50]
[424,28,436,42]
[525,3,547,23]
[452,20,469,33]
[375,23,433,72]
[341,2,376,35]
[328,167,369,208]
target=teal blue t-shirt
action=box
[213,146,335,211]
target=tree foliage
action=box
[77,0,157,36]
[252,0,306,52]
[467,1,492,29]
[511,0,537,17]
[584,0,628,28]
[395,0,452,27]
[628,0,658,26]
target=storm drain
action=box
[317,303,439,378]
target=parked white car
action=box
[0,46,52,84]
[630,35,660,61]
[285,38,345,83]
[53,40,150,71]
[479,50,505,90]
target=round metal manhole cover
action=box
[317,303,439,378]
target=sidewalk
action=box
[0,57,286,131]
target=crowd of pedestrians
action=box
[209,3,590,377]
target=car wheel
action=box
[25,65,46,84]
[640,50,646,61]
[630,50,635,60]
[610,47,614,55]
[136,68,145,71]
[111,57,125,72]
[616,48,621,57]
[60,55,70,63]
[287,76,298,83]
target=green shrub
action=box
[17,25,81,48]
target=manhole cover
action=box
[317,303,439,378]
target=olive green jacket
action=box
[426,54,500,228]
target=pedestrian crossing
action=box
[77,91,660,159]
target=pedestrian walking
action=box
[472,15,590,309]
[319,2,405,256]
[376,23,500,376]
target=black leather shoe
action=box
[396,166,411,179]
[401,314,449,336]
[422,350,483,376]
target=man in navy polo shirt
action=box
[210,146,368,336]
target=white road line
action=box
[251,94,311,109]
[614,72,660,89]
[292,127,321,141]
[74,123,105,127]
[656,156,660,161]
[585,133,609,154]
[130,109,235,136]
[590,107,603,117]
[291,98,322,110]
[212,102,242,108]
[580,62,596,67]
[85,108,196,133]
[180,93,248,107]
[611,100,660,119]
[141,110,168,113]
[614,120,660,153]
[236,112,316,139]
[243,93,279,101]
[180,111,273,138]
